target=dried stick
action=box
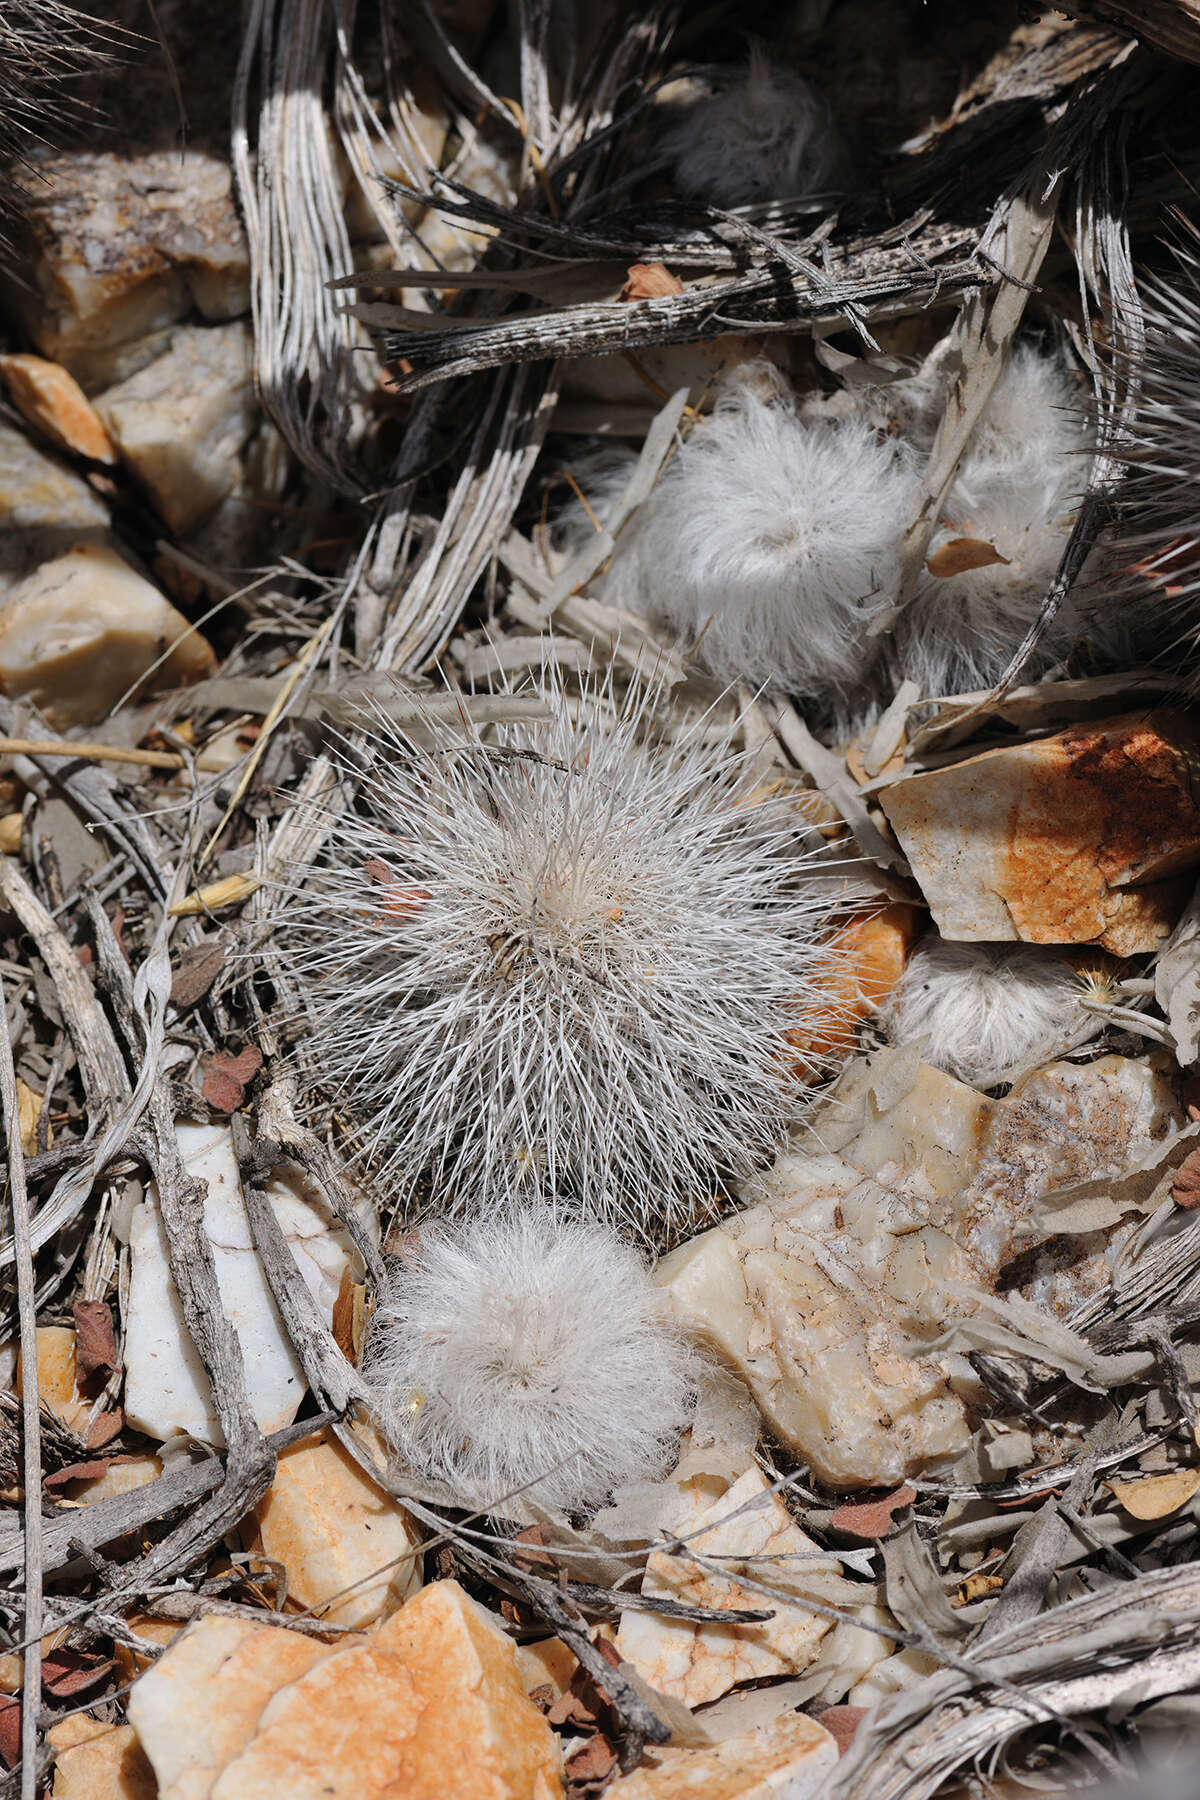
[0,966,42,1800]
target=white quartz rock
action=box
[616,1466,845,1707]
[124,1122,356,1446]
[97,323,256,534]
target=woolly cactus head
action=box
[884,935,1106,1089]
[888,343,1094,698]
[662,47,846,209]
[598,369,919,702]
[365,1207,695,1512]
[282,665,857,1240]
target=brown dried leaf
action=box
[1173,1145,1200,1208]
[85,1408,123,1449]
[829,1484,916,1539]
[44,1457,115,1489]
[619,262,684,301]
[331,1268,366,1365]
[818,1706,869,1755]
[925,536,1011,577]
[73,1299,117,1379]
[40,1647,114,1697]
[201,1045,263,1113]
[1106,1468,1200,1519]
[0,1698,19,1768]
[170,939,227,1010]
[565,1732,617,1791]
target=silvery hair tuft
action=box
[365,1208,696,1513]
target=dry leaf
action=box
[829,1484,916,1539]
[331,1268,366,1365]
[1106,1469,1200,1519]
[1173,1146,1200,1208]
[619,262,684,301]
[817,1706,869,1755]
[0,815,20,856]
[73,1298,117,1378]
[925,536,1012,577]
[170,939,227,1009]
[169,871,262,917]
[952,1571,1004,1605]
[15,1078,42,1156]
[200,1045,263,1113]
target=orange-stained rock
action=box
[19,1325,90,1434]
[790,902,920,1068]
[126,1615,331,1800]
[881,711,1200,955]
[0,356,116,464]
[65,1455,162,1506]
[111,1614,185,1685]
[0,544,216,728]
[209,1640,423,1800]
[372,1580,563,1800]
[209,1580,562,1800]
[48,1717,157,1800]
[616,1467,838,1707]
[607,1714,838,1800]
[253,1428,422,1628]
[516,1636,578,1698]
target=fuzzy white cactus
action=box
[884,935,1105,1089]
[662,48,846,209]
[282,666,854,1239]
[366,1208,695,1512]
[889,343,1094,697]
[593,368,919,701]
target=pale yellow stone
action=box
[19,1325,89,1433]
[0,545,215,728]
[616,1468,838,1708]
[608,1714,838,1800]
[254,1428,422,1628]
[126,1615,331,1800]
[66,1454,162,1504]
[516,1636,578,1697]
[209,1640,423,1800]
[212,1579,563,1800]
[48,1717,157,1800]
[13,149,249,386]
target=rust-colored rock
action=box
[0,356,116,464]
[881,711,1200,954]
[126,1616,330,1800]
[253,1428,423,1628]
[209,1579,563,1800]
[790,902,920,1067]
[48,1718,157,1800]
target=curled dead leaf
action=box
[1173,1145,1200,1208]
[829,1483,916,1539]
[926,536,1012,578]
[619,262,684,301]
[201,1045,263,1114]
[73,1298,117,1379]
[1106,1468,1200,1519]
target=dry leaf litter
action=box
[4,3,1200,1798]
